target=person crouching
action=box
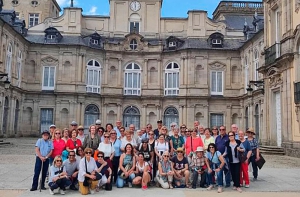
[190,147,207,189]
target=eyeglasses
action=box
[149,134,154,136]
[85,152,92,154]
[110,133,116,134]
[56,160,62,162]
[69,155,75,157]
[220,129,226,131]
[104,136,110,138]
[171,125,175,127]
[228,135,234,137]
[55,133,61,135]
[163,155,169,158]
[177,151,183,153]
[78,129,84,131]
[97,155,103,158]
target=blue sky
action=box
[57,0,262,18]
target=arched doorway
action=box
[164,107,179,130]
[84,104,100,134]
[123,106,140,129]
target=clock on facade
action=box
[130,1,141,12]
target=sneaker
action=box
[232,186,237,190]
[245,185,249,188]
[90,189,95,194]
[142,185,148,190]
[207,185,213,191]
[128,182,132,188]
[217,187,223,193]
[237,187,242,193]
[49,188,54,195]
[60,189,65,195]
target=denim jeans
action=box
[116,173,135,188]
[207,164,224,187]
[31,157,49,189]
[223,157,231,187]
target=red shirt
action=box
[51,139,66,158]
[66,138,82,150]
[185,136,204,155]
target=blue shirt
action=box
[35,138,53,157]
[215,134,229,154]
[114,127,121,138]
[241,140,251,155]
[206,151,221,164]
[112,139,122,157]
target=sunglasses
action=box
[149,134,154,136]
[69,155,75,157]
[220,129,226,131]
[163,155,169,158]
[56,160,62,162]
[104,136,110,138]
[209,147,215,149]
[177,151,183,153]
[97,155,104,158]
[85,152,92,154]
[110,133,116,134]
[55,133,61,135]
[228,135,234,137]
[78,129,84,131]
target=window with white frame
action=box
[86,60,101,94]
[29,13,39,27]
[124,63,141,95]
[129,14,140,33]
[254,50,259,82]
[210,113,224,128]
[42,66,55,90]
[6,43,13,79]
[164,62,179,96]
[211,71,223,95]
[244,56,249,93]
[129,39,138,50]
[169,42,176,47]
[16,50,22,87]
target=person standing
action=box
[154,120,163,139]
[30,130,54,191]
[238,130,252,188]
[76,125,85,144]
[246,128,260,181]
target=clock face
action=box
[130,1,141,12]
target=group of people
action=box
[30,120,260,195]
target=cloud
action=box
[87,6,98,15]
[56,0,79,7]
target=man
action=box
[76,125,85,144]
[194,121,200,128]
[154,120,163,139]
[114,120,122,138]
[171,147,190,188]
[135,129,143,146]
[215,125,231,187]
[63,150,78,190]
[70,121,78,132]
[95,120,102,130]
[142,123,152,139]
[129,124,136,137]
[198,125,205,139]
[49,124,56,139]
[30,130,54,191]
[190,147,207,189]
[231,124,239,140]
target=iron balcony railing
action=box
[265,43,281,66]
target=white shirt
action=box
[136,161,149,173]
[155,141,169,154]
[121,138,137,149]
[78,157,98,182]
[98,142,115,158]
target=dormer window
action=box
[44,27,62,44]
[208,32,224,48]
[130,39,138,50]
[89,32,101,47]
[31,0,38,7]
[47,35,56,40]
[169,42,176,47]
[165,36,184,51]
[212,39,222,45]
[91,39,98,45]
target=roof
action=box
[222,15,263,30]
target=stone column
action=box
[157,59,162,89]
[103,103,108,125]
[117,104,122,120]
[144,59,148,87]
[142,105,147,126]
[32,99,40,133]
[226,57,232,89]
[81,54,86,83]
[180,56,185,85]
[78,53,82,82]
[118,58,122,86]
[104,57,109,85]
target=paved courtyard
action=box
[0,138,300,197]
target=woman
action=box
[121,131,137,152]
[246,128,260,181]
[206,143,226,193]
[184,128,204,159]
[156,151,174,189]
[48,155,70,195]
[95,151,113,191]
[83,125,100,154]
[239,130,252,188]
[97,127,105,142]
[225,131,242,192]
[116,143,136,188]
[66,130,82,152]
[106,123,113,133]
[203,128,215,151]
[137,138,154,164]
[76,146,85,163]
[169,122,177,136]
[211,126,219,140]
[50,129,66,165]
[160,126,174,155]
[148,131,157,182]
[97,132,114,169]
[62,128,70,144]
[119,127,126,140]
[155,134,169,161]
[78,148,99,195]
[171,128,184,155]
[110,129,122,183]
[132,153,151,190]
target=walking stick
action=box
[39,160,44,192]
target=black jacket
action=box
[225,139,241,163]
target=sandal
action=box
[186,184,192,189]
[169,184,173,189]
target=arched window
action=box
[244,56,249,93]
[16,50,22,87]
[14,100,20,134]
[129,13,140,33]
[130,39,138,50]
[164,62,179,96]
[84,104,100,133]
[6,43,13,79]
[86,60,101,94]
[2,97,9,134]
[254,49,259,82]
[255,104,260,140]
[124,63,141,95]
[123,106,140,129]
[245,107,249,130]
[163,107,179,130]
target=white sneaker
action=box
[207,185,213,190]
[128,182,133,188]
[49,188,54,195]
[60,189,65,195]
[90,189,95,194]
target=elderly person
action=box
[135,129,143,145]
[160,126,174,155]
[142,123,153,139]
[51,129,66,165]
[70,121,78,136]
[180,124,187,142]
[198,125,205,139]
[132,153,151,190]
[49,155,70,195]
[121,130,137,152]
[171,128,184,155]
[76,126,85,144]
[30,130,53,191]
[119,126,126,140]
[97,132,114,169]
[116,143,136,188]
[203,128,215,151]
[63,150,79,191]
[78,148,99,195]
[83,125,100,154]
[114,120,122,137]
[238,130,252,188]
[206,143,226,193]
[110,130,122,183]
[95,151,113,191]
[169,122,177,136]
[172,147,190,188]
[66,130,82,153]
[246,128,260,181]
[62,128,70,143]
[231,124,239,140]
[185,128,204,160]
[211,126,219,139]
[157,151,174,189]
[190,147,207,189]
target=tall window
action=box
[42,66,55,90]
[245,107,249,130]
[86,60,101,94]
[40,108,53,133]
[164,62,179,96]
[163,107,179,130]
[244,56,249,93]
[123,106,140,129]
[210,113,224,128]
[2,97,9,134]
[29,13,39,27]
[254,50,259,82]
[84,105,100,134]
[124,63,141,95]
[16,50,22,87]
[6,43,12,79]
[211,71,223,95]
[129,14,140,33]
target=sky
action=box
[57,0,262,18]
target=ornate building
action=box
[3,0,299,156]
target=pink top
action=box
[51,139,66,158]
[184,136,204,155]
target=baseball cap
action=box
[70,121,78,126]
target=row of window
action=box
[42,60,223,96]
[15,13,39,28]
[5,43,22,87]
[244,49,260,92]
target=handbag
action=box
[105,181,112,191]
[83,158,90,186]
[255,153,266,169]
[238,152,247,163]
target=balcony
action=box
[265,43,281,67]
